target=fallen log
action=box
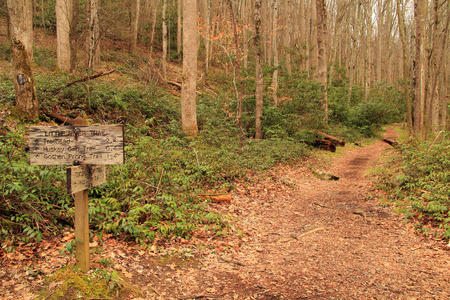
[198,193,231,204]
[312,130,345,146]
[313,139,336,152]
[382,138,398,147]
[42,111,75,125]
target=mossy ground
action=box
[37,265,141,300]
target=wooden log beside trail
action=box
[198,193,232,204]
[313,139,336,152]
[383,138,398,147]
[313,130,345,146]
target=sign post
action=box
[30,122,124,273]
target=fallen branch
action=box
[51,69,116,95]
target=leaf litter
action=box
[1,127,450,299]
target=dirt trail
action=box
[133,127,450,299]
[2,127,449,299]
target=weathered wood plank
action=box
[67,165,106,194]
[29,125,124,165]
[74,190,90,273]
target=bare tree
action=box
[56,0,75,72]
[181,0,198,136]
[87,0,100,70]
[413,0,428,138]
[316,0,329,123]
[7,0,39,119]
[272,0,279,106]
[254,0,264,140]
[131,0,141,52]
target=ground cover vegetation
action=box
[0,50,404,255]
[1,0,443,260]
[376,128,450,241]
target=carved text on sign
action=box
[29,125,124,165]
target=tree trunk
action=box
[413,0,428,138]
[7,0,39,120]
[310,0,318,79]
[181,0,198,136]
[132,0,141,52]
[162,0,167,79]
[87,0,100,70]
[177,0,181,54]
[396,0,413,132]
[284,0,292,74]
[272,0,279,106]
[56,0,74,72]
[316,0,329,123]
[254,0,263,140]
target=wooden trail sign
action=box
[67,165,106,194]
[29,125,124,165]
[29,123,124,273]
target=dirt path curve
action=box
[135,127,450,299]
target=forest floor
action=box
[1,127,450,299]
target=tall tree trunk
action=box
[242,0,248,69]
[413,0,428,138]
[87,0,100,71]
[56,0,74,72]
[227,0,245,150]
[162,0,167,79]
[428,0,450,133]
[177,0,181,53]
[254,0,264,140]
[284,0,292,74]
[272,0,279,106]
[132,0,141,52]
[377,0,384,82]
[205,0,211,73]
[397,0,413,132]
[7,0,39,120]
[181,0,198,136]
[316,0,329,123]
[299,0,306,70]
[310,0,318,79]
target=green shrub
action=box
[0,129,72,249]
[377,136,450,240]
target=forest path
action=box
[135,127,450,299]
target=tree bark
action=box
[131,0,141,52]
[87,0,100,70]
[162,0,167,79]
[396,0,413,132]
[7,0,39,120]
[315,0,329,123]
[177,0,181,53]
[272,0,279,106]
[309,0,318,79]
[254,0,263,140]
[56,0,74,72]
[181,0,198,136]
[413,0,428,138]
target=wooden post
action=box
[29,121,124,274]
[74,189,90,273]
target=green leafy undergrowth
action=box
[0,129,72,250]
[38,265,140,300]
[376,134,450,240]
[1,119,309,250]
